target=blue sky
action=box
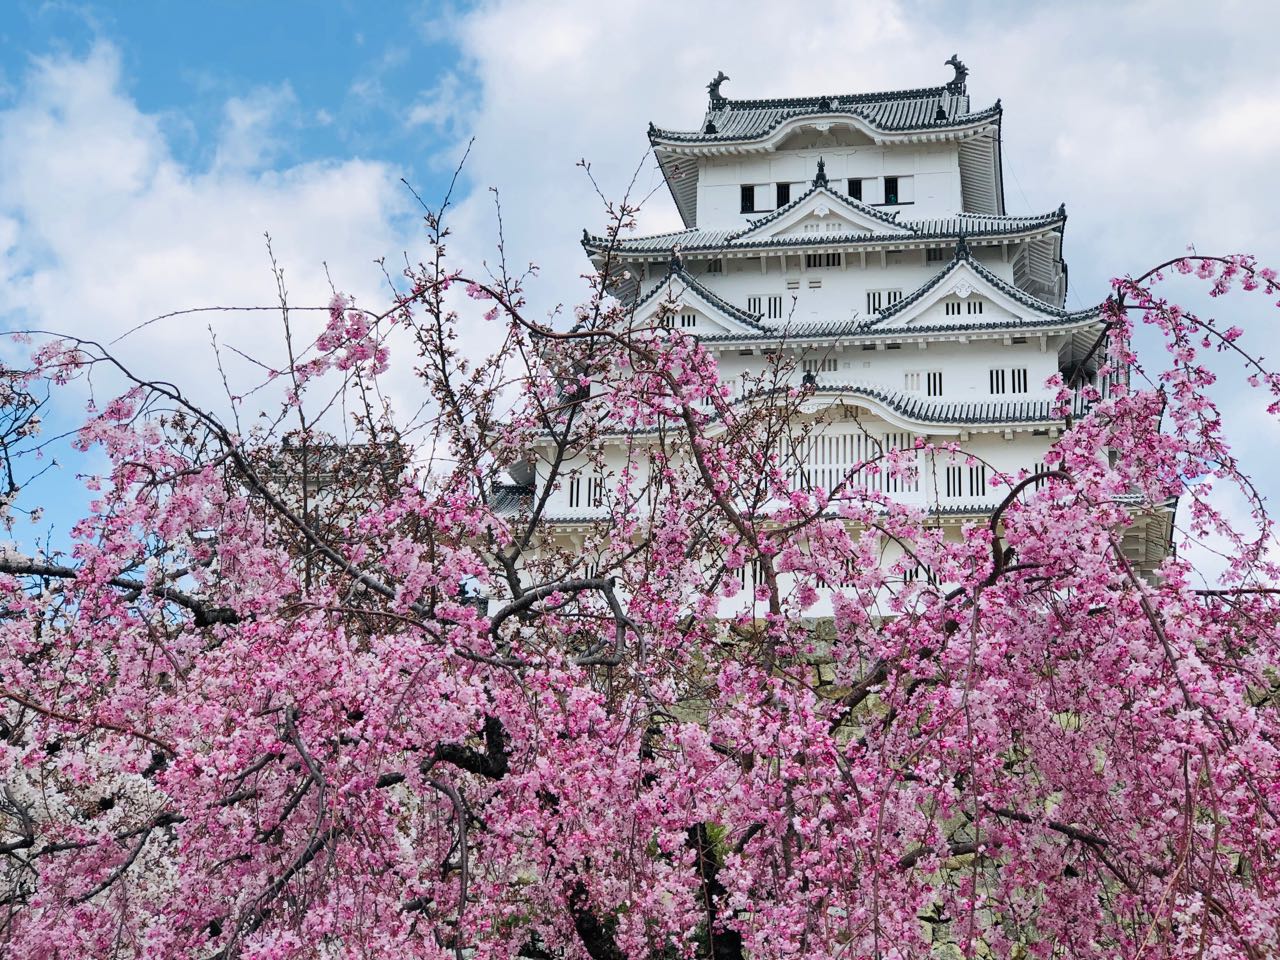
[2,2,461,191]
[2,0,1278,574]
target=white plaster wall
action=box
[708,335,1066,403]
[696,142,964,229]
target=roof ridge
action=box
[718,85,951,110]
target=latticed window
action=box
[969,464,988,497]
[767,295,783,319]
[680,312,697,328]
[945,465,963,498]
[802,357,838,374]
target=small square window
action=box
[884,176,900,204]
[740,184,756,214]
[847,178,862,201]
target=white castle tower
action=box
[508,60,1168,604]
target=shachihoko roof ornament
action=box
[707,70,729,108]
[944,54,968,95]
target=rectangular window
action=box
[926,371,943,397]
[904,371,922,392]
[866,290,883,313]
[847,178,862,201]
[740,184,756,214]
[705,259,723,274]
[945,465,963,499]
[882,175,914,205]
[589,475,605,507]
[747,295,762,314]
[767,295,783,319]
[926,247,947,263]
[884,176,900,204]
[885,290,903,306]
[568,475,583,508]
[969,464,988,498]
[945,300,962,316]
[805,253,822,268]
[966,299,984,315]
[776,182,791,208]
[680,312,696,328]
[807,278,822,289]
[825,252,841,267]
[658,313,674,329]
[989,368,1007,394]
[785,279,800,290]
[1011,368,1029,393]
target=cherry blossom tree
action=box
[2,189,1279,960]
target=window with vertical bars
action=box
[747,295,762,314]
[989,369,1007,394]
[767,295,783,319]
[926,371,943,397]
[969,464,988,498]
[680,312,696,328]
[945,465,963,498]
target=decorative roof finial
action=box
[802,370,817,388]
[1057,202,1067,219]
[668,245,684,276]
[954,233,970,260]
[813,156,829,188]
[944,54,968,95]
[707,70,730,107]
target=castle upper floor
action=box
[648,59,1004,229]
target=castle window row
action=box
[944,463,989,499]
[739,174,916,213]
[989,367,1030,395]
[866,289,904,314]
[904,370,944,397]
[944,298,985,316]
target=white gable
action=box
[873,260,1056,330]
[631,276,763,336]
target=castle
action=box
[509,60,1168,608]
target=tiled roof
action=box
[777,383,1061,426]
[583,383,1064,440]
[583,205,1066,256]
[650,87,1000,145]
[491,483,533,513]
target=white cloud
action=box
[0,42,417,411]
[213,83,298,172]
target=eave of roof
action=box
[582,206,1067,257]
